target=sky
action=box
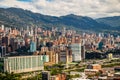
[0,0,120,18]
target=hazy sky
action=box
[0,0,120,18]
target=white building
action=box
[71,43,82,61]
[0,55,49,73]
[1,25,4,31]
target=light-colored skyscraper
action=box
[1,25,4,31]
[71,43,82,61]
[30,27,33,36]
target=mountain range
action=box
[0,7,120,32]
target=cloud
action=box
[17,0,32,2]
[0,0,120,18]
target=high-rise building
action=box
[27,26,29,32]
[59,51,67,63]
[9,38,15,52]
[62,27,66,36]
[29,40,36,52]
[40,51,59,65]
[70,43,82,61]
[2,36,9,46]
[59,49,72,63]
[72,35,81,43]
[98,41,104,50]
[55,53,58,64]
[81,45,86,60]
[0,46,6,57]
[36,37,40,49]
[1,25,4,31]
[45,51,56,63]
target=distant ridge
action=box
[96,16,120,27]
[0,7,120,32]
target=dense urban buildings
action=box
[0,25,120,79]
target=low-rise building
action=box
[0,55,49,73]
[50,73,66,80]
[42,71,50,80]
[87,64,101,71]
[85,64,101,75]
[84,69,99,75]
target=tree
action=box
[0,72,22,80]
[51,69,58,75]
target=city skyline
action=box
[0,23,120,79]
[0,0,120,18]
